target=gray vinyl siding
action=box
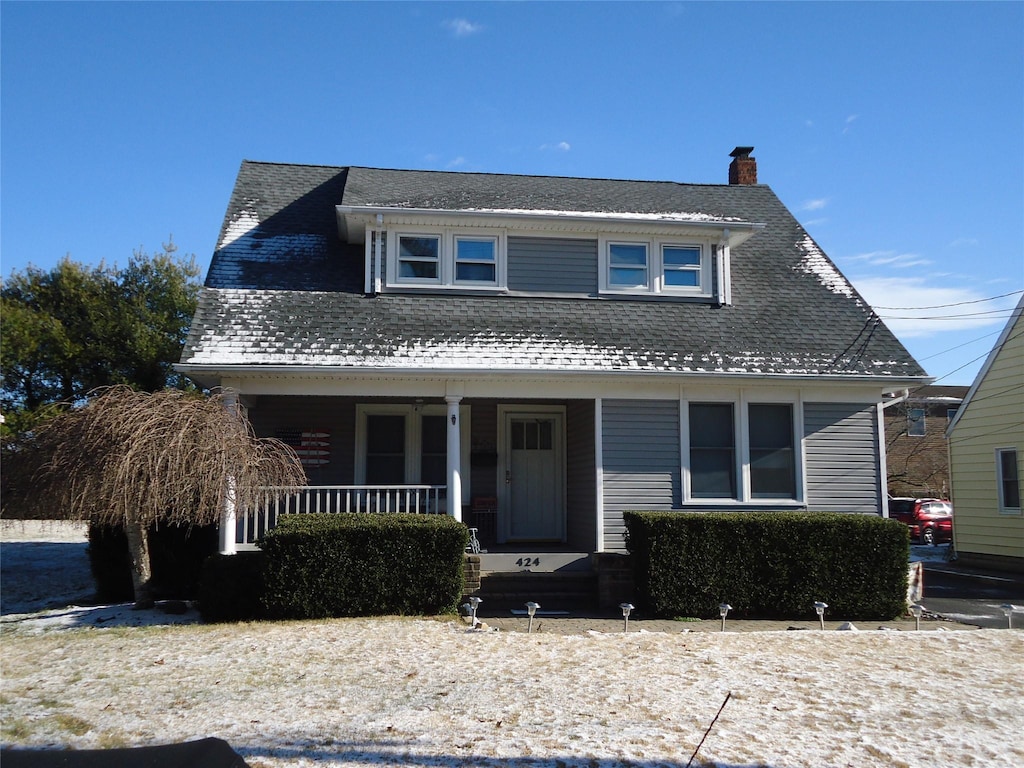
[804,403,881,514]
[566,400,597,551]
[601,400,681,552]
[507,236,598,294]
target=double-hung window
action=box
[601,237,711,296]
[454,236,497,284]
[907,407,926,437]
[689,403,736,498]
[748,404,796,499]
[608,243,650,289]
[663,245,702,288]
[997,448,1021,514]
[397,235,441,282]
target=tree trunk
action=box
[125,520,155,609]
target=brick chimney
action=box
[728,146,757,185]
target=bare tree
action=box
[1,386,305,607]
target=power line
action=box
[916,328,1003,362]
[871,289,1023,311]
[929,328,1024,386]
[878,308,1018,321]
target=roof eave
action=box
[336,204,764,247]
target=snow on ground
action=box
[2,522,1023,768]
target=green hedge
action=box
[259,513,468,619]
[198,551,267,623]
[87,523,219,602]
[624,511,909,621]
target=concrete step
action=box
[476,570,597,612]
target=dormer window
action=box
[387,229,506,290]
[454,236,497,283]
[398,235,440,281]
[600,236,712,297]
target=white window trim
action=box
[599,235,713,297]
[355,404,471,500]
[996,447,1022,516]
[386,228,507,290]
[680,395,803,505]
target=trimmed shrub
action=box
[198,551,267,623]
[87,522,219,602]
[624,511,909,621]
[260,513,468,619]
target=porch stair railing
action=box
[237,485,446,550]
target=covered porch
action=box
[223,392,599,555]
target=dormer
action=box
[337,202,762,304]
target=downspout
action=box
[374,213,384,294]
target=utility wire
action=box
[871,289,1023,311]
[916,329,1003,362]
[878,307,1018,321]
[929,329,1024,386]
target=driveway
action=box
[920,557,1024,629]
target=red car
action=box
[888,497,954,545]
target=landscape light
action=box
[525,601,540,634]
[814,601,828,631]
[909,603,924,631]
[468,596,482,626]
[1000,604,1016,629]
[620,603,634,632]
[719,603,733,632]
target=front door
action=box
[502,409,564,542]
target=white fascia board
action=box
[337,204,764,246]
[176,362,927,397]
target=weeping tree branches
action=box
[2,386,306,606]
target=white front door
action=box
[501,409,565,542]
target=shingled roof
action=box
[181,160,927,381]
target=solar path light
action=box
[909,603,924,631]
[525,601,540,634]
[1000,604,1017,629]
[468,596,482,626]
[619,603,634,632]
[814,601,828,630]
[719,603,732,632]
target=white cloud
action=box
[539,141,571,152]
[446,156,466,168]
[801,198,828,211]
[948,237,980,249]
[843,114,859,134]
[444,18,483,37]
[851,277,1005,338]
[848,250,932,269]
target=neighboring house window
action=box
[907,407,925,437]
[947,408,959,423]
[997,448,1021,514]
[600,237,712,296]
[388,229,505,289]
[689,403,736,499]
[748,404,796,499]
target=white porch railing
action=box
[237,485,447,550]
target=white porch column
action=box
[446,395,463,522]
[219,392,238,555]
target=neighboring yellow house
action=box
[946,295,1024,572]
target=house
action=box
[946,296,1024,572]
[177,147,929,564]
[884,385,969,498]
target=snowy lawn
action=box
[2,521,1023,767]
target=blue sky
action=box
[2,1,1021,386]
